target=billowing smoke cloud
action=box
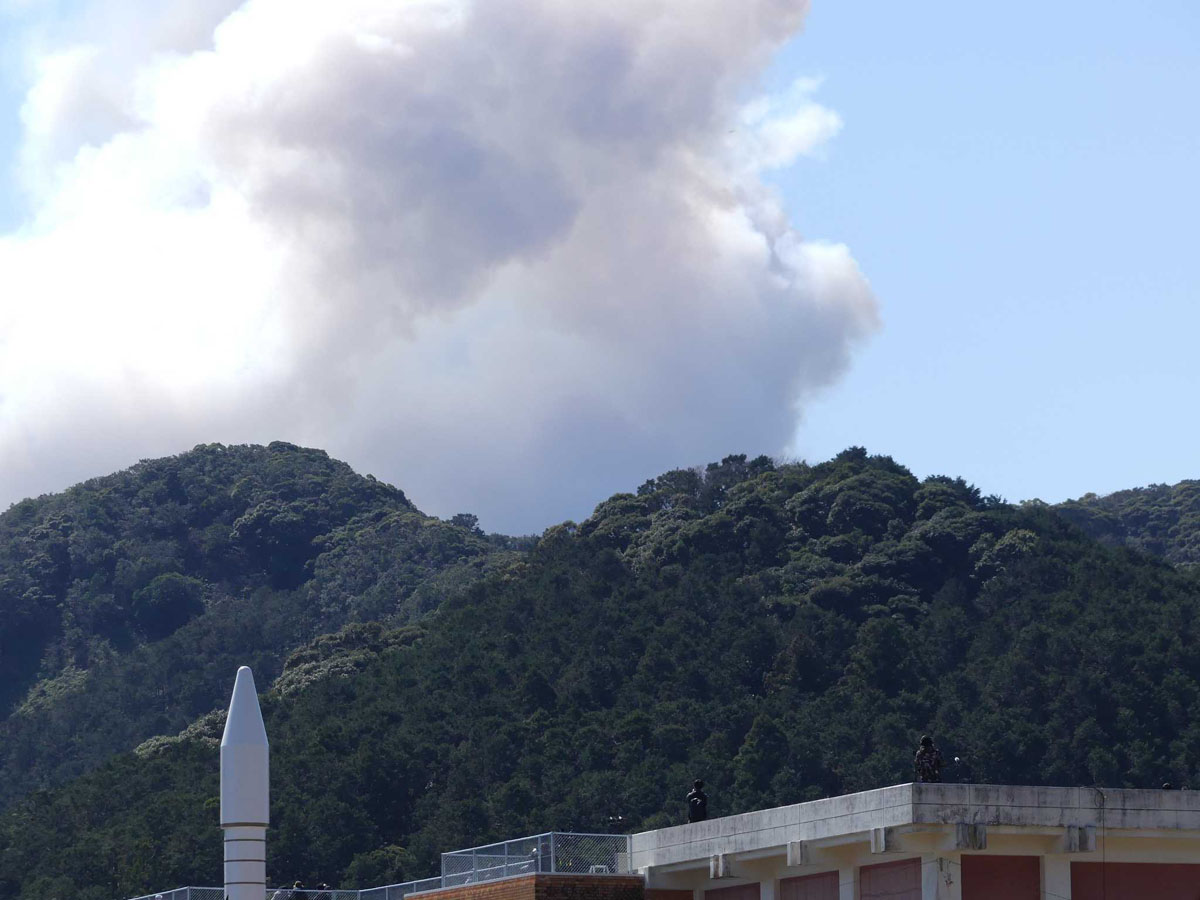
[0,0,877,533]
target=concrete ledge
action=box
[630,784,1200,871]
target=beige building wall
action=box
[632,783,1200,900]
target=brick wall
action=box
[420,874,645,900]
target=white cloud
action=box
[0,0,877,533]
[732,77,843,173]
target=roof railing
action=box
[126,831,634,900]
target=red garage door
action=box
[1073,862,1200,900]
[780,872,839,900]
[960,855,1040,900]
[705,884,760,900]
[860,858,920,900]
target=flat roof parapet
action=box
[630,782,1200,871]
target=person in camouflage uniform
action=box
[914,735,945,783]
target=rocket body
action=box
[221,666,270,900]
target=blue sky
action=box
[0,0,1196,528]
[773,0,1200,502]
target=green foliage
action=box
[132,573,205,639]
[3,448,1200,900]
[343,844,418,889]
[0,442,502,811]
[1056,480,1200,567]
[273,622,425,697]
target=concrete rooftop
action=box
[629,782,1200,872]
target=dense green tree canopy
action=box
[2,447,1199,900]
[1056,480,1200,567]
[0,442,506,810]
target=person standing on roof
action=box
[686,779,709,823]
[914,735,945,783]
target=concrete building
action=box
[134,782,1200,900]
[625,781,1200,900]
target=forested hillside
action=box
[4,448,1200,900]
[0,442,511,809]
[1055,480,1200,567]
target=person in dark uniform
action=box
[914,735,945,783]
[686,779,708,823]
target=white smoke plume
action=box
[0,0,877,533]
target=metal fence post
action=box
[549,834,556,874]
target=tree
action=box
[131,574,205,640]
[451,514,483,535]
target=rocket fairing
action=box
[221,665,269,826]
[221,666,269,900]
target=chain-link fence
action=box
[267,889,361,900]
[129,832,632,900]
[127,889,225,900]
[441,833,632,886]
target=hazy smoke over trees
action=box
[0,0,877,532]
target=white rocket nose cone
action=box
[223,666,269,748]
[221,665,269,826]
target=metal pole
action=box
[549,834,556,874]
